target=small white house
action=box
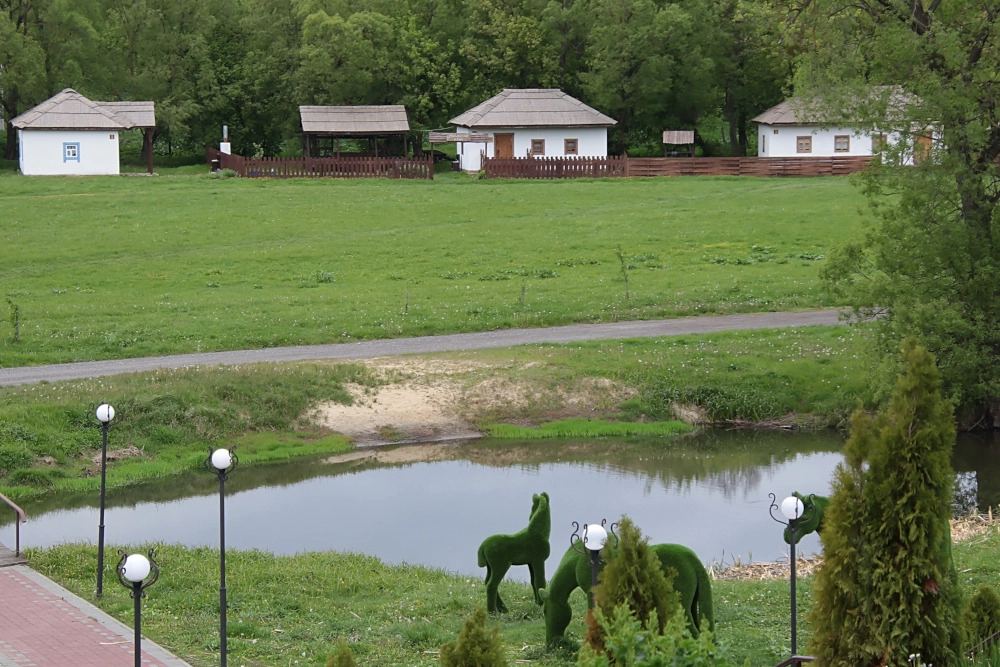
[752,96,926,164]
[11,89,155,176]
[449,89,617,172]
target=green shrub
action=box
[577,605,733,666]
[965,584,1000,650]
[808,339,962,666]
[439,607,508,667]
[7,469,60,487]
[325,640,357,667]
[0,445,33,475]
[587,516,678,655]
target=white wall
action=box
[455,126,609,172]
[18,129,121,176]
[757,125,882,158]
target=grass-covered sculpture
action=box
[783,492,829,545]
[477,491,551,613]
[539,541,713,645]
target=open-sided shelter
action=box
[299,105,411,157]
[449,89,616,172]
[12,89,155,175]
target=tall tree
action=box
[808,339,961,666]
[805,0,1000,426]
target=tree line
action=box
[0,0,796,159]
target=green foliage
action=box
[964,585,1000,651]
[587,517,679,656]
[577,605,733,667]
[439,607,509,667]
[0,444,32,476]
[485,419,692,439]
[326,639,358,667]
[802,0,1000,423]
[808,339,962,667]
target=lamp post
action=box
[206,446,237,667]
[570,519,618,609]
[93,402,116,597]
[769,493,815,657]
[116,548,159,667]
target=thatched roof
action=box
[12,89,154,130]
[299,105,410,135]
[753,88,917,127]
[450,89,616,128]
[95,101,156,128]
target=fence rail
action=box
[484,156,628,179]
[481,155,872,179]
[206,147,433,179]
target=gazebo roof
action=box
[95,101,156,129]
[12,89,155,130]
[299,105,410,135]
[450,89,616,128]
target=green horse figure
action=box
[783,492,829,545]
[477,491,551,613]
[538,542,714,645]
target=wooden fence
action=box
[206,147,433,179]
[483,155,628,179]
[482,155,872,179]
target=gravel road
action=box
[0,309,846,387]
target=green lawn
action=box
[0,172,868,367]
[26,526,999,667]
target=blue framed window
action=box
[63,142,80,163]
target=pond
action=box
[2,429,995,580]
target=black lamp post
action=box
[570,519,618,609]
[116,548,159,667]
[93,402,115,597]
[769,493,816,657]
[206,446,237,667]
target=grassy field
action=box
[0,171,868,367]
[25,525,1000,667]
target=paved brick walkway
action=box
[0,563,192,667]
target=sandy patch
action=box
[313,357,638,445]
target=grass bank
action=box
[0,325,869,500]
[0,172,867,367]
[24,526,1000,666]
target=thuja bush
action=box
[577,606,733,667]
[439,606,509,667]
[586,516,679,655]
[964,584,1000,650]
[325,640,357,667]
[808,338,962,666]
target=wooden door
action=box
[495,133,514,159]
[914,132,932,165]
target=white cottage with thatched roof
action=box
[12,89,155,175]
[450,89,616,172]
[752,93,925,163]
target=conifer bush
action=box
[585,516,680,655]
[808,338,962,666]
[439,606,509,667]
[964,584,1000,651]
[325,639,357,667]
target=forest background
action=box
[0,0,794,161]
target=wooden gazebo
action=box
[300,105,411,157]
[96,100,156,173]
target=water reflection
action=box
[0,430,850,578]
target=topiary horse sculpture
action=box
[783,492,829,545]
[477,491,551,613]
[538,542,713,645]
